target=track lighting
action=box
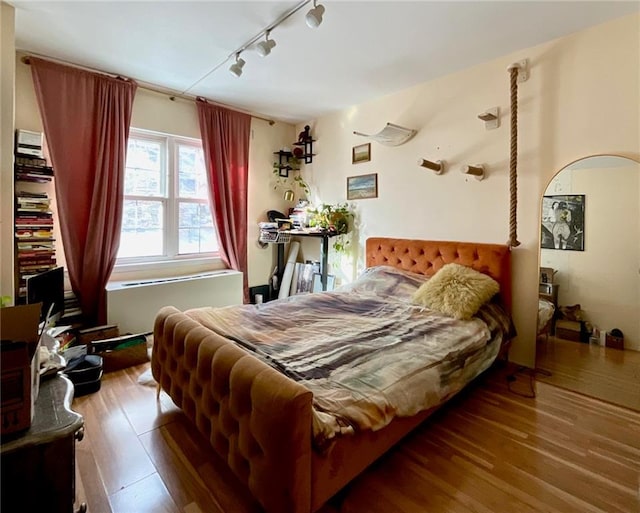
[229,53,245,77]
[306,0,325,28]
[256,32,277,57]
[187,1,325,87]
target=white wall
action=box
[542,157,639,351]
[296,13,640,366]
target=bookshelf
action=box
[13,150,56,304]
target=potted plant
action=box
[307,203,353,252]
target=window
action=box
[117,130,218,262]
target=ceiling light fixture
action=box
[305,0,325,28]
[182,1,319,91]
[256,31,277,57]
[229,53,245,77]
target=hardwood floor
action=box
[536,336,640,411]
[71,362,640,513]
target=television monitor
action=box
[26,266,64,325]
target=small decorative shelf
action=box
[273,150,302,177]
[292,139,316,164]
[273,137,316,177]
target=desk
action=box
[275,230,337,292]
[1,374,85,513]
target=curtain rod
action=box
[20,54,276,126]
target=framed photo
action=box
[347,173,378,200]
[540,195,585,251]
[352,143,371,164]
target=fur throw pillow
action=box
[412,263,500,320]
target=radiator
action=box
[106,270,243,334]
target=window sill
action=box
[110,256,226,283]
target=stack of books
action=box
[15,191,56,296]
[61,290,83,324]
[14,155,54,183]
[14,152,56,302]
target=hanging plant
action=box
[272,163,310,200]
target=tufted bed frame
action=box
[151,238,512,513]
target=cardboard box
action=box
[555,319,582,342]
[90,333,149,372]
[0,304,42,435]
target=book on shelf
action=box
[16,198,51,210]
[17,194,50,199]
[17,208,53,214]
[15,222,54,229]
[15,164,53,174]
[17,250,55,259]
[17,254,56,262]
[15,155,47,167]
[15,172,54,182]
[16,242,55,250]
[18,255,56,264]
[16,234,55,241]
[19,266,57,275]
[16,189,48,198]
[15,221,53,228]
[14,160,53,174]
[16,214,54,222]
[15,211,53,219]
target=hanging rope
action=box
[507,64,521,248]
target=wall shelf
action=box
[273,133,316,177]
[273,150,299,177]
[292,139,316,164]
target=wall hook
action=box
[417,158,445,174]
[462,164,485,181]
[478,107,499,130]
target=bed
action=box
[152,238,513,513]
[538,277,558,338]
[538,297,556,338]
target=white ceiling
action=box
[9,1,640,124]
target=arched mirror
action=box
[535,155,640,411]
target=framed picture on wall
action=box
[540,194,585,251]
[352,143,371,164]
[347,173,378,200]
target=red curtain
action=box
[196,100,251,302]
[30,57,137,326]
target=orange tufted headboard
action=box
[366,238,512,313]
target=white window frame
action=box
[114,128,220,273]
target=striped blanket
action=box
[186,266,512,449]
